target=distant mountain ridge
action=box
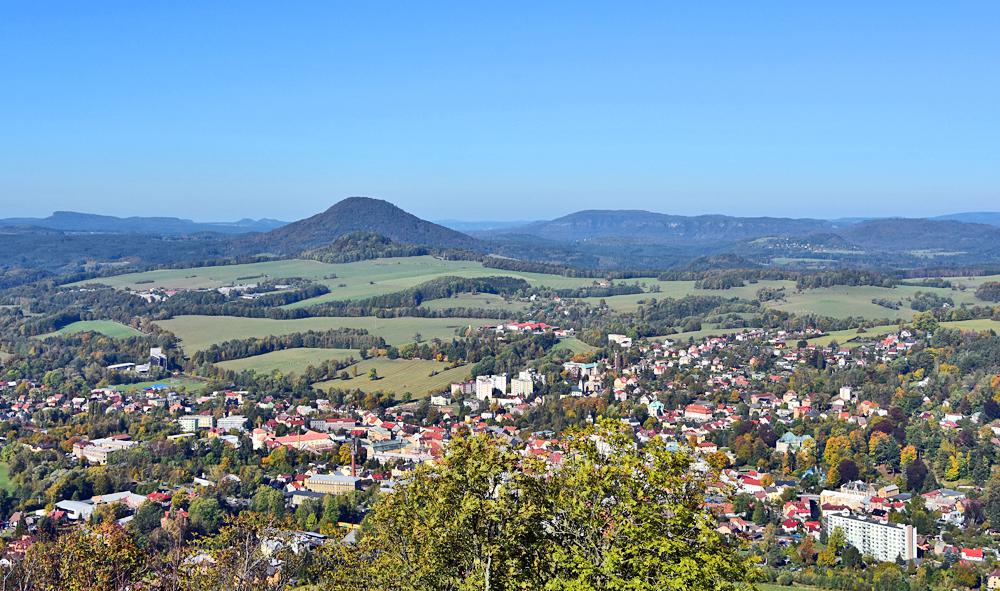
[236,197,480,255]
[0,211,286,235]
[4,199,1000,283]
[932,212,1000,227]
[502,210,843,244]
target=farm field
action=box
[71,256,599,303]
[419,293,529,313]
[312,358,471,397]
[38,320,144,339]
[68,259,336,290]
[583,280,988,321]
[582,280,796,312]
[110,377,207,393]
[808,319,1000,348]
[768,283,984,321]
[156,315,498,352]
[214,348,359,374]
[552,337,597,354]
[807,324,902,348]
[919,274,1000,290]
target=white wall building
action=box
[179,414,214,432]
[826,514,916,562]
[216,415,247,432]
[475,374,507,400]
[510,377,534,397]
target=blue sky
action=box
[1,2,998,221]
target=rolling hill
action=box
[0,211,285,235]
[502,210,840,244]
[237,197,481,255]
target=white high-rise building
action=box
[510,377,534,397]
[826,514,916,562]
[475,374,507,400]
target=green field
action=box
[156,315,499,353]
[214,348,359,374]
[807,324,902,348]
[110,376,207,392]
[809,318,1000,348]
[583,279,991,321]
[552,337,597,354]
[0,464,12,492]
[419,293,529,312]
[72,256,599,305]
[38,320,145,339]
[313,358,471,397]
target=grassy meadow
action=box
[156,315,498,352]
[38,320,145,339]
[312,357,472,397]
[214,348,359,374]
[808,318,1000,348]
[109,377,207,392]
[552,337,597,355]
[71,256,598,304]
[418,292,529,312]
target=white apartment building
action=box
[216,415,247,432]
[510,377,534,397]
[826,514,916,562]
[475,374,507,400]
[178,414,215,432]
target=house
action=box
[775,432,813,453]
[272,430,335,452]
[684,403,713,422]
[72,436,138,465]
[961,548,984,562]
[986,569,1000,590]
[304,474,362,495]
[54,500,95,521]
[178,414,214,432]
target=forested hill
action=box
[0,211,285,235]
[234,197,481,255]
[499,210,841,243]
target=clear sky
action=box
[1,2,998,222]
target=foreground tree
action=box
[318,422,757,591]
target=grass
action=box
[38,320,144,339]
[214,348,359,374]
[808,324,901,348]
[583,279,993,321]
[313,358,472,397]
[419,293,528,312]
[757,584,814,591]
[71,256,599,304]
[156,315,499,353]
[552,337,597,354]
[110,376,207,392]
[0,464,12,492]
[808,319,1000,348]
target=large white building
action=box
[178,414,214,432]
[216,415,247,432]
[475,374,507,400]
[826,514,916,562]
[510,377,534,397]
